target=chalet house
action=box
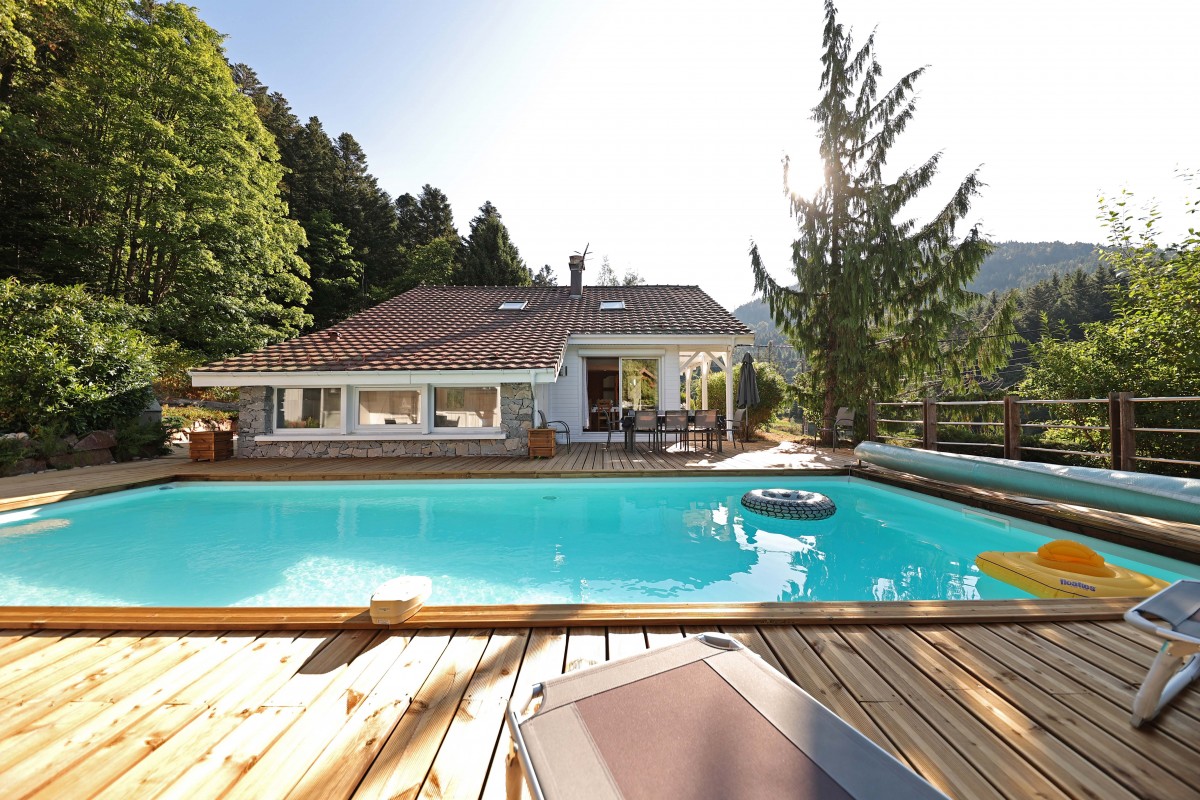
[190,256,754,457]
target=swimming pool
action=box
[1,477,1196,607]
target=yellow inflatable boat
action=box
[976,539,1170,599]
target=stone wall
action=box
[237,382,535,458]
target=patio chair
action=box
[725,407,746,450]
[662,410,689,450]
[833,407,855,450]
[537,411,570,454]
[632,410,660,451]
[1124,579,1200,727]
[691,409,720,452]
[596,399,619,448]
[506,632,948,800]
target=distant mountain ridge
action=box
[734,240,1101,346]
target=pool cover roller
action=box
[854,442,1200,525]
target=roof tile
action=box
[199,285,752,373]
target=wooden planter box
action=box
[527,428,556,459]
[189,430,234,462]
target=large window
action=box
[276,388,342,430]
[357,389,421,428]
[433,386,499,429]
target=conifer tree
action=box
[750,1,1015,443]
[460,202,529,286]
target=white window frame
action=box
[352,386,426,434]
[431,384,502,433]
[272,386,347,435]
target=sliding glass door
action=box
[584,357,659,429]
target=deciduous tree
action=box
[0,1,310,356]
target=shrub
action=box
[161,404,236,431]
[153,342,238,402]
[707,361,788,436]
[113,418,174,462]
[0,280,158,435]
[0,438,26,475]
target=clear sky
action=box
[192,0,1198,309]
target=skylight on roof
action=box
[599,300,626,310]
[498,300,528,310]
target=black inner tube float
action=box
[741,488,837,520]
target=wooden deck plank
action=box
[0,618,1197,799]
[605,625,649,661]
[417,629,531,800]
[74,633,330,800]
[0,632,228,750]
[1001,622,1200,755]
[872,625,1139,800]
[0,630,179,715]
[860,700,1003,800]
[795,625,904,703]
[840,625,1071,800]
[347,630,492,800]
[1,632,255,797]
[478,627,568,800]
[975,623,1200,770]
[278,630,454,800]
[564,626,607,672]
[757,624,907,763]
[919,625,1198,799]
[0,629,119,695]
[221,630,413,799]
[0,630,73,669]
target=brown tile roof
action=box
[197,285,753,373]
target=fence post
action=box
[1108,392,1121,470]
[1003,394,1021,461]
[1118,392,1136,471]
[922,398,937,451]
[867,399,877,443]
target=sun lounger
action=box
[505,632,948,800]
[1124,579,1200,727]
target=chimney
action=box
[568,254,585,298]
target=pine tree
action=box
[459,202,529,286]
[750,1,1015,443]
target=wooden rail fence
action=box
[867,394,1200,473]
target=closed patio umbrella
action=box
[735,351,760,409]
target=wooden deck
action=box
[0,441,854,512]
[2,620,1197,799]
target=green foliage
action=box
[966,241,1102,294]
[161,404,236,431]
[113,417,172,461]
[151,341,238,401]
[0,2,310,356]
[529,264,557,286]
[29,420,70,460]
[594,256,646,287]
[1019,179,1200,474]
[460,202,529,286]
[302,211,364,327]
[0,436,26,474]
[1021,182,1200,399]
[706,362,788,436]
[749,2,1016,443]
[0,279,158,434]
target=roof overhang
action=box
[566,333,755,347]
[189,367,559,388]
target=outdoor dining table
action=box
[619,411,725,453]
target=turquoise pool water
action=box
[1,477,1196,607]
